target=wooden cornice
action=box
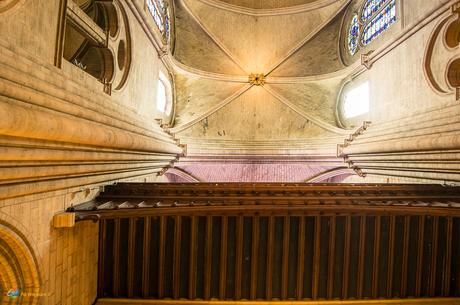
[96,298,460,305]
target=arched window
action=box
[156,71,173,119]
[146,0,171,43]
[348,15,360,56]
[156,77,167,113]
[343,81,369,118]
[347,0,397,55]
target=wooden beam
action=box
[142,217,151,297]
[387,216,396,298]
[235,216,244,299]
[281,216,290,299]
[415,216,425,297]
[443,217,453,296]
[127,218,136,297]
[250,216,259,300]
[342,216,351,299]
[372,216,381,298]
[219,217,228,300]
[204,216,213,300]
[357,217,366,299]
[158,216,166,299]
[312,216,321,300]
[296,217,306,300]
[266,216,275,300]
[112,219,120,297]
[173,216,182,299]
[429,216,439,297]
[327,217,336,299]
[189,216,198,299]
[401,216,410,298]
[97,220,106,297]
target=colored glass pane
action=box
[361,0,391,22]
[361,0,396,46]
[348,14,359,55]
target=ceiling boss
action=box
[248,73,266,86]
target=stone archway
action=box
[0,220,41,304]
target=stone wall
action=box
[0,0,179,304]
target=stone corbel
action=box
[179,144,187,157]
[452,1,460,15]
[361,51,374,69]
[353,167,367,178]
[343,121,372,148]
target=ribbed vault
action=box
[170,0,355,181]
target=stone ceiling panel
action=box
[267,79,342,126]
[174,74,247,127]
[270,13,345,77]
[216,0,318,9]
[182,0,348,73]
[177,86,336,141]
[174,0,246,75]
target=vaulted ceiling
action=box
[168,0,357,181]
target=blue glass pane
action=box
[361,0,391,22]
[147,0,166,33]
[348,15,359,56]
[362,0,396,46]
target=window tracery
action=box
[347,0,397,56]
[348,15,360,56]
[146,0,171,43]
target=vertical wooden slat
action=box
[189,216,198,299]
[281,216,290,300]
[158,216,166,299]
[372,216,381,298]
[173,216,182,299]
[127,218,136,297]
[296,217,306,300]
[235,216,244,300]
[401,216,410,297]
[219,217,228,299]
[429,216,439,297]
[142,217,151,297]
[250,216,259,300]
[112,219,121,297]
[342,216,351,299]
[415,216,425,297]
[387,216,396,298]
[357,216,366,299]
[266,216,275,300]
[204,216,213,300]
[443,217,453,296]
[97,220,106,297]
[312,216,321,300]
[327,217,336,299]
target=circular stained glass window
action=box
[348,15,360,56]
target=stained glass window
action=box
[346,0,397,56]
[146,0,170,43]
[362,0,396,45]
[361,0,391,22]
[348,15,359,56]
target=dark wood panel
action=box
[94,183,460,302]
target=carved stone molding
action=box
[0,0,24,14]
[248,73,265,86]
[423,3,460,97]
